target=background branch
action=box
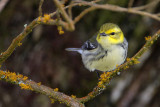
[128,0,135,8]
[39,0,44,16]
[0,0,9,13]
[53,0,75,31]
[76,0,160,21]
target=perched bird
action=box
[66,23,128,73]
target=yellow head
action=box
[96,23,124,48]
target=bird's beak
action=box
[100,32,108,36]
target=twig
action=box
[157,13,160,16]
[78,30,160,103]
[128,0,135,8]
[74,0,160,21]
[53,0,75,31]
[74,7,96,24]
[39,0,45,16]
[49,3,80,17]
[68,1,74,19]
[0,0,9,13]
[0,19,38,65]
[133,0,160,10]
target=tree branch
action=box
[132,0,160,10]
[0,17,67,65]
[39,0,44,16]
[0,0,9,13]
[53,0,75,31]
[128,0,135,8]
[74,0,160,21]
[0,70,84,107]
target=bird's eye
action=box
[110,32,115,35]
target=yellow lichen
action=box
[126,58,131,61]
[145,36,151,41]
[124,65,129,69]
[23,76,28,81]
[132,58,140,64]
[50,98,55,104]
[98,72,112,88]
[43,14,51,23]
[37,16,42,22]
[17,74,23,79]
[49,96,55,104]
[0,70,33,91]
[71,95,76,99]
[0,70,19,82]
[17,42,22,46]
[54,88,59,92]
[37,82,41,86]
[19,83,33,90]
[98,81,104,88]
[57,26,64,35]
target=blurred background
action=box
[0,0,160,107]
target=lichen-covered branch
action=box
[0,16,67,65]
[0,70,84,107]
[0,19,38,65]
[77,30,160,103]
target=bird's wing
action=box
[81,34,98,50]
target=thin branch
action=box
[74,0,160,21]
[128,0,135,8]
[0,0,9,13]
[53,0,75,31]
[68,1,74,19]
[157,13,160,16]
[133,0,160,10]
[39,0,44,16]
[78,30,160,103]
[49,3,80,17]
[73,7,96,24]
[0,19,38,65]
[0,17,67,65]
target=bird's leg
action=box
[95,70,102,79]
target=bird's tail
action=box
[65,48,82,54]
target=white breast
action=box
[82,45,125,72]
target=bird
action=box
[66,23,128,73]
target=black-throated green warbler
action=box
[66,23,128,72]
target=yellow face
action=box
[96,23,124,48]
